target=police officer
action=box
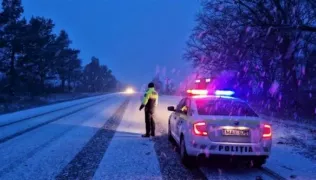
[139,82,159,137]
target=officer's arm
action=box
[142,92,150,105]
[139,92,150,111]
[155,94,158,106]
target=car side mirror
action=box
[167,106,175,111]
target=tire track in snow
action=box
[0,98,113,178]
[0,97,102,128]
[0,98,109,144]
[55,98,130,180]
[260,167,287,180]
[153,122,207,180]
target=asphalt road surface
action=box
[0,93,282,180]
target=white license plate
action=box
[222,129,249,136]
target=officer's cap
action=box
[148,82,155,88]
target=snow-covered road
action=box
[0,93,315,180]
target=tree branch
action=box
[256,24,316,32]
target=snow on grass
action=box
[260,114,316,161]
[265,143,316,180]
[263,115,316,179]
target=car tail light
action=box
[262,124,272,138]
[193,122,208,136]
[187,89,208,95]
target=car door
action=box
[171,98,186,143]
[174,98,189,142]
[177,98,192,139]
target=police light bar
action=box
[215,90,235,96]
[187,89,208,95]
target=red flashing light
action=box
[262,124,272,138]
[193,122,208,136]
[187,89,208,95]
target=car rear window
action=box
[195,99,258,117]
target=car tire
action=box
[168,121,174,142]
[180,136,196,168]
[252,158,266,168]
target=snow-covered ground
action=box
[0,92,105,115]
[265,118,316,179]
[0,94,113,126]
[94,97,162,180]
[0,93,315,179]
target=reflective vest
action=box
[142,87,159,112]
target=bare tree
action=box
[185,0,316,104]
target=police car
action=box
[167,89,272,167]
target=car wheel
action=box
[251,158,266,168]
[180,136,196,168]
[168,121,174,142]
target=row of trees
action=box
[0,0,118,96]
[151,75,176,95]
[185,0,316,116]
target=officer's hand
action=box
[139,104,144,111]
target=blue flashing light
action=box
[215,90,235,96]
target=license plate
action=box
[222,129,249,136]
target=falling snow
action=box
[269,81,279,96]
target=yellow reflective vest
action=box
[142,87,159,110]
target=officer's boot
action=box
[142,134,150,138]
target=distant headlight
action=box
[125,87,135,94]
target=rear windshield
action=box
[195,99,258,117]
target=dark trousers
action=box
[145,110,155,136]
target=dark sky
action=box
[23,0,200,89]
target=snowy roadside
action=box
[0,93,106,115]
[261,114,316,179]
[262,113,316,161]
